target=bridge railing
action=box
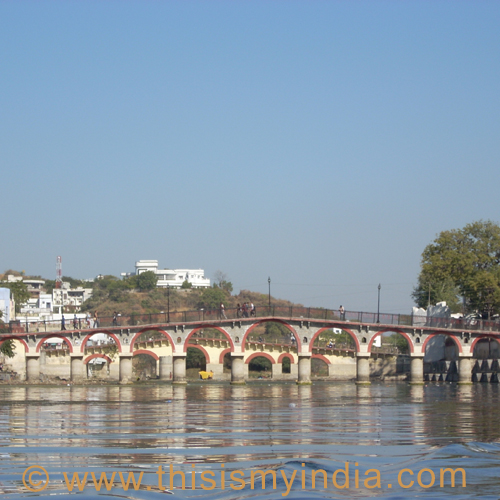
[4,305,500,334]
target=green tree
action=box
[136,271,158,291]
[0,339,15,358]
[213,270,233,294]
[0,281,30,313]
[181,280,192,289]
[412,220,500,317]
[198,287,226,310]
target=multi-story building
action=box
[0,288,15,324]
[52,284,93,313]
[121,260,210,289]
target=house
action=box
[121,260,210,289]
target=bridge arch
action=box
[133,349,159,361]
[368,328,414,353]
[187,344,211,364]
[243,319,301,351]
[81,331,122,353]
[312,353,331,364]
[0,336,29,353]
[470,335,500,352]
[129,328,174,353]
[309,327,360,352]
[84,353,113,365]
[245,352,275,364]
[278,353,294,364]
[184,325,234,352]
[219,348,231,364]
[36,334,73,353]
[422,333,462,354]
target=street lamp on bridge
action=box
[377,283,381,323]
[268,277,271,311]
[167,283,170,323]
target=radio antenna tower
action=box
[56,256,63,289]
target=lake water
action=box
[1,381,500,499]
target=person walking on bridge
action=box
[220,302,227,320]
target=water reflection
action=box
[1,382,500,498]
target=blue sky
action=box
[2,1,499,314]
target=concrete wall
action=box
[1,340,28,379]
[39,350,71,379]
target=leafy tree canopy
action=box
[412,220,500,317]
[0,339,16,358]
[198,287,226,310]
[213,270,233,294]
[136,271,158,292]
[0,281,30,313]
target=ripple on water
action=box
[1,382,500,498]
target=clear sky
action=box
[1,1,499,314]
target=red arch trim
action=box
[219,348,231,364]
[421,332,462,354]
[245,352,276,364]
[309,327,360,353]
[84,353,112,365]
[187,344,210,363]
[80,332,122,353]
[312,353,331,365]
[36,334,73,353]
[133,349,160,361]
[184,325,234,352]
[470,335,500,352]
[129,328,174,353]
[278,353,295,364]
[367,328,415,354]
[0,336,29,353]
[242,319,301,352]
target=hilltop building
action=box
[121,260,210,289]
[0,288,15,324]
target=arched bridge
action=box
[2,305,499,385]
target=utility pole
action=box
[377,284,381,323]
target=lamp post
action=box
[377,283,381,323]
[167,283,170,323]
[268,277,271,312]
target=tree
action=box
[181,280,192,289]
[198,287,226,310]
[214,270,233,294]
[412,220,500,317]
[0,340,15,358]
[0,281,30,313]
[136,271,158,292]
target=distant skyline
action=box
[2,1,499,314]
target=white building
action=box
[0,288,15,324]
[121,260,210,289]
[52,284,93,313]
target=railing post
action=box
[360,312,363,323]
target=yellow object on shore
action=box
[198,371,214,380]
